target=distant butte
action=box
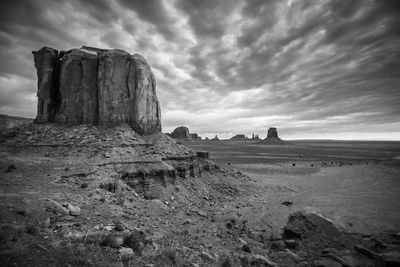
[32,46,161,135]
[260,127,284,144]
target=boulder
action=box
[282,211,343,240]
[32,46,161,135]
[170,126,190,139]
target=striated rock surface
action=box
[32,46,161,135]
[33,47,60,123]
[57,49,99,125]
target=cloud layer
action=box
[1,0,399,140]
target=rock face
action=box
[32,46,161,135]
[171,126,190,139]
[267,127,279,138]
[33,47,60,123]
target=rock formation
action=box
[170,126,190,139]
[211,135,219,141]
[230,134,249,141]
[260,127,284,144]
[267,127,279,138]
[189,133,202,140]
[251,134,260,141]
[32,46,161,135]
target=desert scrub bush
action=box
[123,229,149,255]
[152,239,184,267]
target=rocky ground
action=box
[1,125,400,266]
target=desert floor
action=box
[183,140,400,235]
[1,127,400,266]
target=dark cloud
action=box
[175,0,239,38]
[0,0,399,139]
[119,0,178,40]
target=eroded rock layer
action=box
[32,46,161,135]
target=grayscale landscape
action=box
[1,0,400,266]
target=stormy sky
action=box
[1,0,399,140]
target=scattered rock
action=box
[67,203,80,216]
[284,239,298,249]
[101,234,124,248]
[114,222,125,232]
[5,164,16,172]
[271,240,286,251]
[25,225,40,235]
[123,229,148,254]
[14,207,28,216]
[242,244,252,253]
[392,232,400,240]
[281,201,293,207]
[118,247,134,259]
[200,251,215,262]
[242,254,278,267]
[46,198,69,215]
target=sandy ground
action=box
[184,140,400,235]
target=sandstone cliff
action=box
[32,46,161,135]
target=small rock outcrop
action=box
[260,127,284,144]
[32,46,161,135]
[189,133,202,140]
[170,126,190,139]
[211,135,219,141]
